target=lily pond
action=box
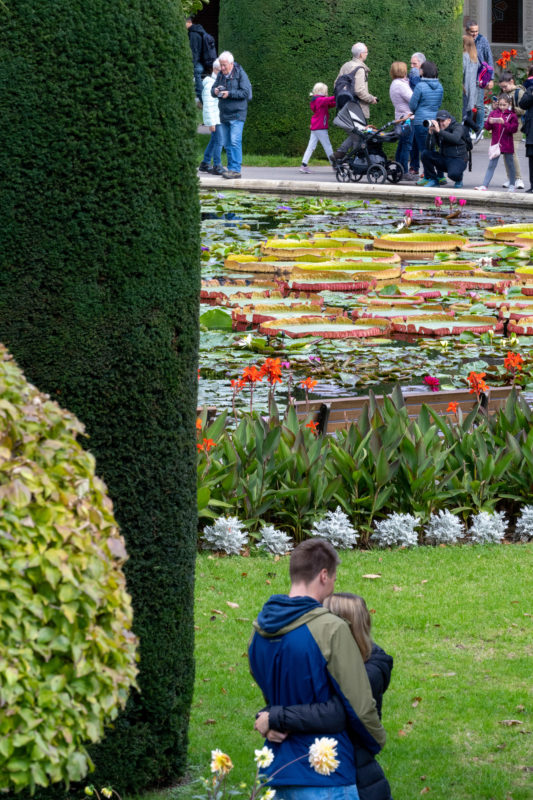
[198,191,533,413]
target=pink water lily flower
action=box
[405,208,413,218]
[449,195,457,204]
[424,375,440,392]
[434,197,443,207]
[458,199,467,207]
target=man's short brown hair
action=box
[289,538,340,584]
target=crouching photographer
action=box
[420,109,470,188]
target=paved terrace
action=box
[199,138,533,211]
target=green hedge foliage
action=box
[0,346,138,792]
[219,0,463,155]
[0,0,200,792]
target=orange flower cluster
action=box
[447,401,459,413]
[241,365,263,384]
[504,351,523,372]
[497,49,518,69]
[196,417,203,430]
[530,50,533,62]
[306,420,319,434]
[197,438,216,452]
[261,357,283,385]
[300,377,318,391]
[468,371,488,397]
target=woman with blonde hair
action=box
[463,34,482,139]
[254,592,394,800]
[389,61,415,179]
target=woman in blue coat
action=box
[255,593,394,800]
[409,61,444,185]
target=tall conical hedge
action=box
[219,0,463,155]
[0,0,199,793]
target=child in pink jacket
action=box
[300,83,336,173]
[475,94,519,192]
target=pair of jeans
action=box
[220,119,245,172]
[193,63,203,100]
[421,150,467,183]
[202,124,223,167]
[276,786,360,800]
[395,123,414,171]
[476,85,487,131]
[482,152,516,188]
[413,124,428,172]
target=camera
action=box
[423,119,434,128]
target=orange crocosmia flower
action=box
[197,438,216,452]
[468,371,488,396]
[510,49,518,58]
[241,365,263,384]
[306,420,319,434]
[501,50,511,60]
[504,351,523,371]
[231,378,245,393]
[300,377,318,391]
[447,401,459,413]
[196,417,203,430]
[261,357,283,385]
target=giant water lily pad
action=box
[200,280,278,304]
[224,252,399,274]
[373,232,468,252]
[390,314,502,336]
[401,271,513,293]
[259,316,391,339]
[404,261,477,272]
[355,305,453,320]
[291,264,401,282]
[484,223,533,240]
[232,303,333,327]
[283,275,376,293]
[261,235,371,257]
[508,316,533,334]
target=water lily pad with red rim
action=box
[232,303,336,327]
[484,223,533,240]
[508,316,533,334]
[354,305,453,321]
[390,314,503,336]
[283,276,376,293]
[401,271,513,293]
[200,280,278,304]
[259,316,391,339]
[373,232,468,252]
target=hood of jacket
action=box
[254,594,326,635]
[188,23,206,35]
[421,78,441,91]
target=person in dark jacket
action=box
[420,109,469,188]
[255,592,393,800]
[519,67,533,193]
[211,51,252,179]
[186,16,212,101]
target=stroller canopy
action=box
[333,100,367,132]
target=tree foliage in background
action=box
[0,345,138,792]
[0,0,200,792]
[219,0,463,155]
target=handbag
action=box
[488,124,505,160]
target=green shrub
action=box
[219,0,463,155]
[0,0,200,791]
[0,345,138,792]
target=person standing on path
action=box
[465,20,494,135]
[389,61,415,179]
[499,71,526,189]
[463,34,481,138]
[248,538,386,800]
[185,16,216,103]
[519,67,533,193]
[409,61,444,185]
[199,59,225,175]
[300,83,336,173]
[211,51,252,179]
[475,94,518,192]
[408,52,425,175]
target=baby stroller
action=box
[332,101,404,184]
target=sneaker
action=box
[474,185,488,191]
[209,165,227,175]
[425,179,438,187]
[408,168,419,176]
[438,177,448,185]
[299,165,311,173]
[474,130,484,144]
[502,180,510,188]
[403,173,419,181]
[222,170,241,179]
[198,162,210,172]
[454,181,463,189]
[507,185,516,192]
[416,177,429,186]
[516,179,525,190]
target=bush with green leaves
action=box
[0,346,138,792]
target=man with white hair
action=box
[332,43,377,163]
[211,50,252,179]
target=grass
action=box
[197,134,332,168]
[135,543,533,800]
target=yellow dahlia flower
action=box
[210,749,234,775]
[308,737,340,776]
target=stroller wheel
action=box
[336,164,351,183]
[386,161,404,183]
[366,164,387,184]
[348,169,363,182]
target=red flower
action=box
[496,57,508,68]
[260,357,283,385]
[424,375,440,392]
[231,378,245,393]
[196,417,203,430]
[530,50,533,62]
[510,49,518,58]
[300,377,318,391]
[504,351,523,372]
[241,365,263,384]
[447,401,459,413]
[197,438,216,452]
[501,50,511,60]
[468,371,488,396]
[306,420,319,435]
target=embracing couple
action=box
[248,539,393,800]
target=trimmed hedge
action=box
[219,0,463,155]
[0,0,200,793]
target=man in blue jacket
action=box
[465,20,494,136]
[211,51,252,179]
[248,539,386,800]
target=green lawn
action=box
[136,544,532,800]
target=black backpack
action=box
[201,31,217,69]
[334,66,364,109]
[461,124,473,171]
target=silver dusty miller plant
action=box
[424,510,465,545]
[311,506,359,549]
[468,510,507,544]
[257,524,294,555]
[372,513,421,548]
[202,516,248,555]
[513,505,533,542]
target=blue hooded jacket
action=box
[409,78,444,125]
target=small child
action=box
[475,94,519,192]
[300,82,336,173]
[499,71,526,189]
